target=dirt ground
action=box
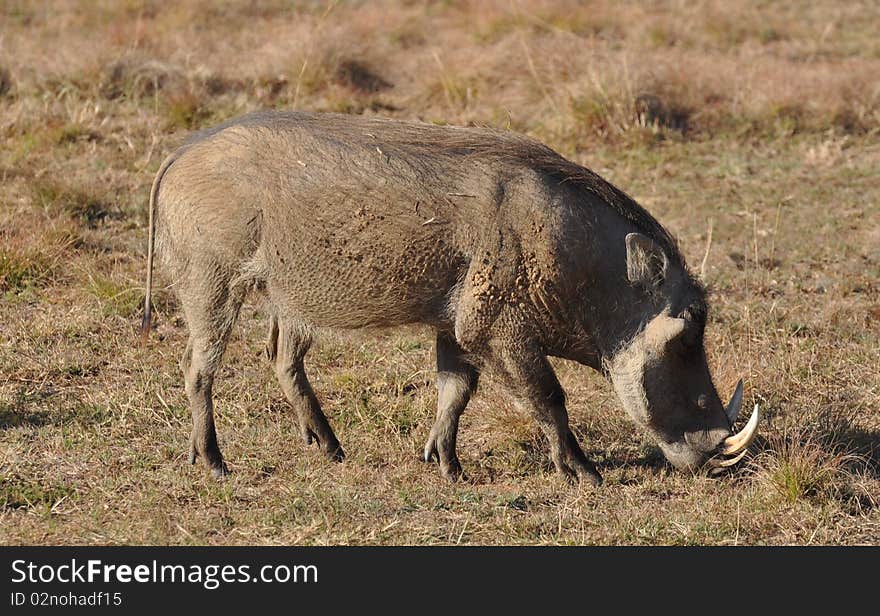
[1,1,878,544]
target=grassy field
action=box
[1,0,878,545]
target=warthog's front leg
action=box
[492,342,602,487]
[423,331,478,481]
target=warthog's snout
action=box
[659,380,760,473]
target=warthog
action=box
[141,111,759,485]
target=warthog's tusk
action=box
[725,379,744,425]
[709,448,750,468]
[720,404,760,456]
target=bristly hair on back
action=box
[185,111,686,269]
[365,117,686,269]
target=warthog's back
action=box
[156,112,537,329]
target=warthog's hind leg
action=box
[179,279,246,478]
[268,315,344,462]
[423,331,478,481]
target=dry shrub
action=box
[633,94,689,132]
[333,60,393,95]
[252,74,289,103]
[99,55,186,100]
[49,122,101,145]
[561,58,703,146]
[31,177,118,228]
[100,55,247,128]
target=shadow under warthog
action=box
[816,420,880,478]
[0,387,57,429]
[0,385,108,430]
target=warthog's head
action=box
[604,233,759,473]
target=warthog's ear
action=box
[625,233,668,287]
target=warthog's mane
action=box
[184,111,685,267]
[395,125,686,267]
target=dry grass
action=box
[751,431,862,505]
[0,0,878,545]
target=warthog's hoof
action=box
[574,467,602,487]
[210,463,231,479]
[324,444,345,463]
[552,432,602,487]
[422,437,465,482]
[441,460,465,483]
[189,445,230,478]
[306,433,345,462]
[556,460,602,487]
[300,424,344,462]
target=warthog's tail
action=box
[140,152,178,343]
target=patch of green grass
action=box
[647,25,677,48]
[0,474,76,513]
[6,132,38,169]
[88,273,142,317]
[0,245,54,293]
[164,89,212,130]
[752,434,854,504]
